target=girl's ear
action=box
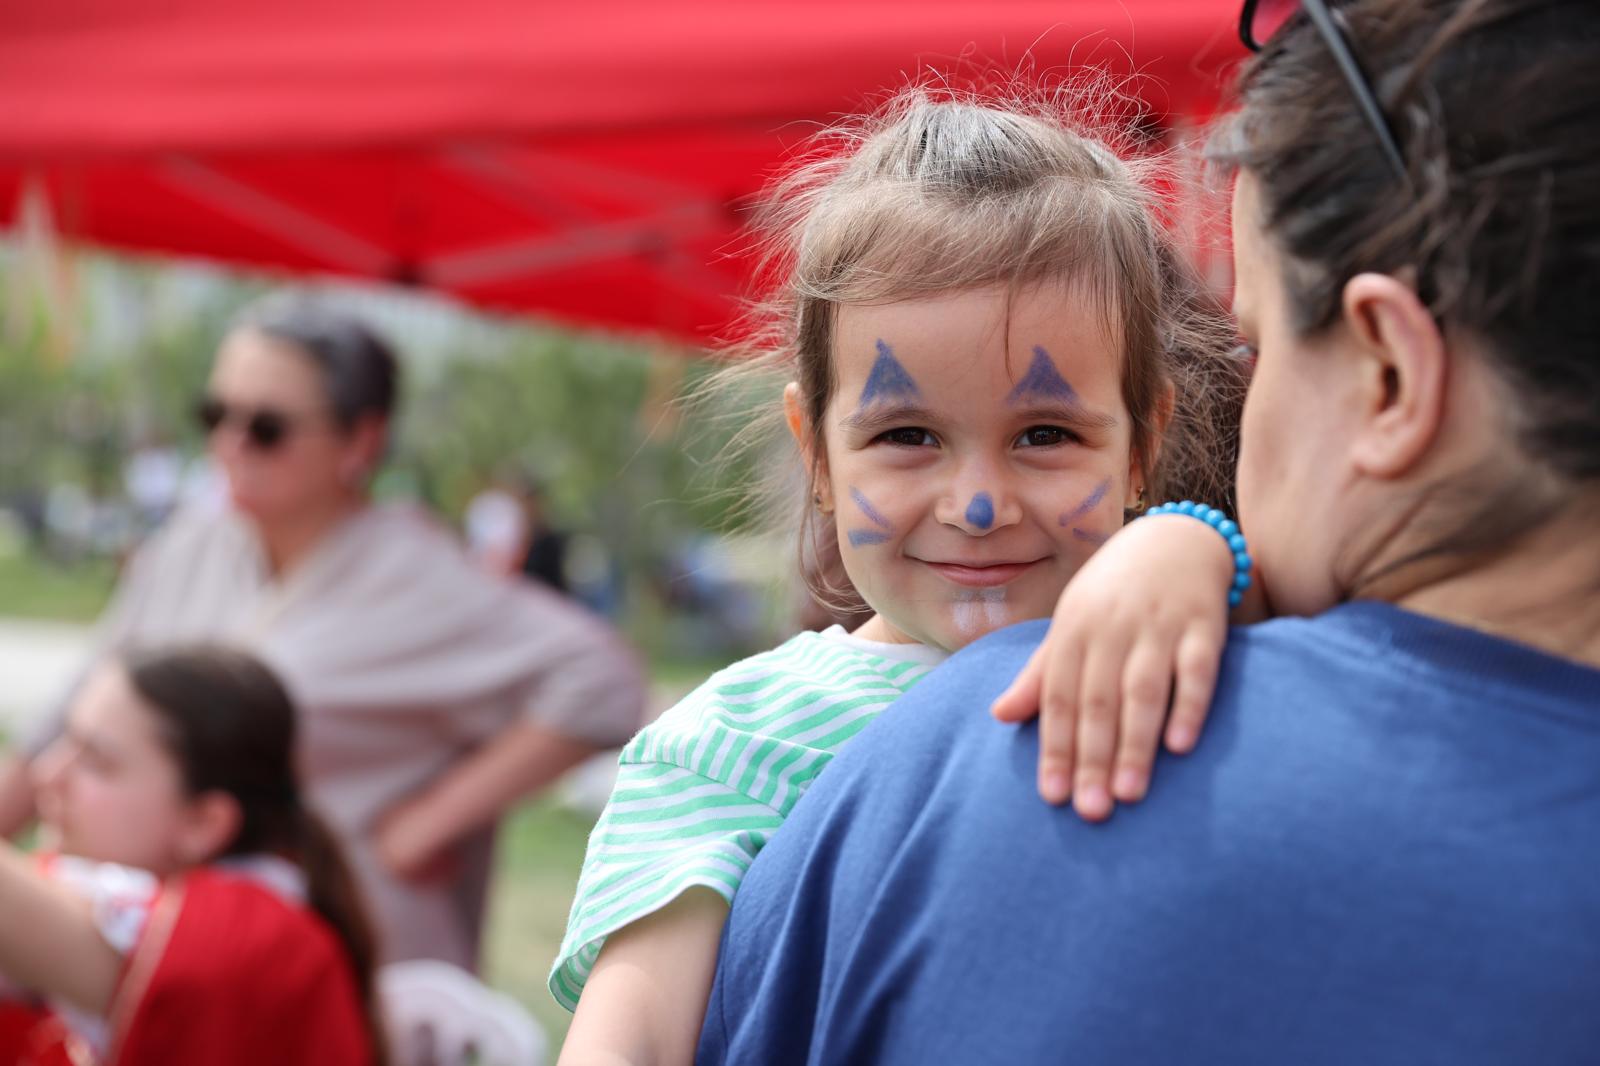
[176,790,243,866]
[1125,380,1176,508]
[784,382,834,513]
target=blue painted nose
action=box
[965,493,995,530]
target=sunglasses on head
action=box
[195,397,302,451]
[1239,0,1409,183]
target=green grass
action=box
[0,552,117,623]
[482,795,597,1048]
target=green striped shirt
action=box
[549,627,945,1010]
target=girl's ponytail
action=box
[124,645,391,1065]
[296,806,390,1066]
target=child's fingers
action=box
[1035,632,1086,806]
[991,645,1046,722]
[1071,629,1134,823]
[1165,623,1223,754]
[1111,636,1175,804]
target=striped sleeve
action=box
[547,633,939,1010]
[548,759,784,1011]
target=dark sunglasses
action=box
[195,397,304,451]
[1239,0,1408,183]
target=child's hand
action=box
[990,514,1242,821]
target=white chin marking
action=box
[952,588,1006,637]
[952,598,981,637]
[981,587,1007,627]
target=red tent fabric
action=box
[0,1,1241,344]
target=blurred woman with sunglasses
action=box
[0,299,646,973]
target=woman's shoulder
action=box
[132,499,257,567]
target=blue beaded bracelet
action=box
[1144,501,1252,608]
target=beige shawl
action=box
[36,500,645,968]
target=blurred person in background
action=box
[464,472,572,595]
[0,646,384,1066]
[0,298,646,972]
[515,478,570,596]
[463,474,528,578]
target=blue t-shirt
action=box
[699,604,1600,1065]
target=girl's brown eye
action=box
[1017,426,1077,448]
[879,428,934,447]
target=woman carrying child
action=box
[553,85,1250,1064]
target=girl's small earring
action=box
[812,493,829,515]
[1131,486,1147,513]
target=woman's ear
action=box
[784,382,833,513]
[1340,273,1448,480]
[1125,380,1176,508]
[340,414,389,487]
[176,790,243,866]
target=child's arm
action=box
[991,513,1268,820]
[0,844,121,1015]
[558,888,729,1066]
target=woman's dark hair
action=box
[1212,0,1599,567]
[123,645,389,1066]
[236,299,400,428]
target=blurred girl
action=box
[0,646,384,1065]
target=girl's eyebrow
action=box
[1012,402,1119,432]
[838,403,940,433]
[65,725,113,761]
[841,401,1118,433]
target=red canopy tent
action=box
[0,0,1241,345]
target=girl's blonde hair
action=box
[710,84,1246,614]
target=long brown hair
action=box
[1211,0,1600,582]
[123,645,389,1066]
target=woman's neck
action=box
[1379,496,1600,669]
[254,493,365,577]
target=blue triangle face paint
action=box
[965,492,995,530]
[1006,345,1078,405]
[859,340,921,407]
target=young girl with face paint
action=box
[553,89,1249,1064]
[0,647,384,1065]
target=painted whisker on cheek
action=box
[1007,345,1078,406]
[965,493,994,530]
[1071,528,1110,547]
[846,487,894,548]
[858,340,921,408]
[1058,478,1111,527]
[850,487,894,530]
